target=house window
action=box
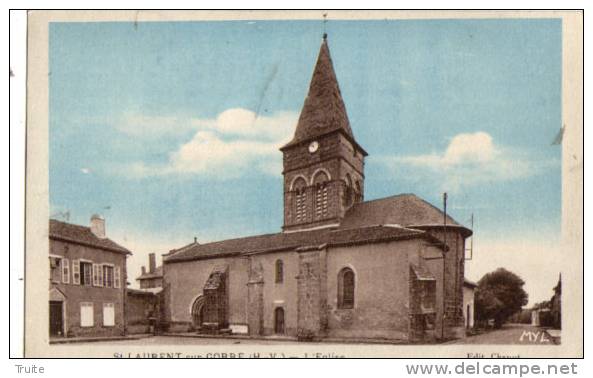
[80,262,93,286]
[338,267,355,309]
[62,258,70,284]
[275,259,284,283]
[103,303,115,327]
[80,302,94,327]
[92,264,103,287]
[103,265,114,288]
[50,257,61,283]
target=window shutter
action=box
[80,302,94,327]
[103,303,115,326]
[62,258,70,284]
[114,266,121,288]
[98,264,103,287]
[72,259,80,285]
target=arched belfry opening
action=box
[292,177,308,224]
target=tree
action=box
[475,268,528,328]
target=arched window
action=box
[355,181,362,203]
[343,174,353,207]
[338,267,355,309]
[292,177,308,223]
[275,259,284,283]
[313,171,329,218]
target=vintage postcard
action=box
[23,10,583,358]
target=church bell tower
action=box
[281,35,367,232]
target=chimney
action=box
[149,253,156,273]
[90,214,106,238]
[141,266,146,275]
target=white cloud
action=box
[191,108,297,141]
[380,131,558,192]
[80,167,91,174]
[115,113,192,137]
[122,108,298,178]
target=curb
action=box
[159,333,409,345]
[50,334,151,344]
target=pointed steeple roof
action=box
[282,35,366,154]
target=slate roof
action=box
[340,194,472,237]
[281,36,365,154]
[127,288,158,296]
[49,219,132,255]
[164,193,473,263]
[136,266,163,280]
[164,224,441,263]
[463,278,478,288]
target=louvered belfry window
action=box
[296,189,307,222]
[316,184,328,218]
[293,177,308,223]
[313,171,329,218]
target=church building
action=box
[161,35,472,342]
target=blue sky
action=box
[49,19,562,303]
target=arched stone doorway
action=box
[191,295,205,329]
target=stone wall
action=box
[324,240,417,341]
[247,259,264,336]
[425,229,466,339]
[126,291,158,334]
[251,251,300,336]
[295,248,327,339]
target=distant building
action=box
[531,308,550,326]
[531,274,561,329]
[49,216,131,338]
[463,279,477,329]
[161,35,473,343]
[136,253,163,290]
